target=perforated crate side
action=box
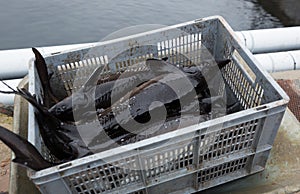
[64,156,143,194]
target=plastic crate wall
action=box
[28,16,288,194]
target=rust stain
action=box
[277,79,300,121]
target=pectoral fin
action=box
[82,64,107,92]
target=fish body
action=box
[49,58,230,123]
[49,58,182,122]
[88,59,231,145]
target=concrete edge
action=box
[9,76,40,194]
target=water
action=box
[0,0,283,50]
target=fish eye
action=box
[62,105,66,110]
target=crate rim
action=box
[37,15,222,58]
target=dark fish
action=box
[0,61,109,161]
[91,59,231,141]
[49,58,177,122]
[32,48,58,107]
[49,58,231,123]
[0,125,54,170]
[0,83,92,160]
[0,57,231,162]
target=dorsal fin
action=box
[32,48,59,106]
[145,58,168,71]
[82,64,107,92]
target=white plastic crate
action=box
[28,16,289,194]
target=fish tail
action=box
[0,80,51,116]
[0,125,53,170]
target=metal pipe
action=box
[236,27,300,54]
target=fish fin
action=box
[146,57,168,61]
[49,72,54,79]
[227,102,241,114]
[145,58,164,70]
[82,64,107,92]
[0,81,50,116]
[17,88,55,117]
[216,59,231,69]
[12,151,53,171]
[0,80,18,93]
[145,58,161,62]
[20,89,62,123]
[32,48,59,105]
[162,57,168,61]
[32,48,48,85]
[200,59,231,81]
[0,126,53,171]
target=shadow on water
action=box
[256,0,300,26]
[244,0,283,29]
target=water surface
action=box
[0,0,283,50]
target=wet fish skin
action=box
[49,59,175,122]
[90,74,202,144]
[53,58,231,145]
[0,125,54,171]
[49,58,231,123]
[90,59,231,143]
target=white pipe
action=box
[236,27,300,54]
[0,27,300,80]
[0,43,96,80]
[255,50,300,73]
[1,27,300,105]
[2,50,300,105]
[0,79,22,105]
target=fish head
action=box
[49,96,74,121]
[49,91,91,122]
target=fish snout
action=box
[49,104,67,116]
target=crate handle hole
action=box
[256,105,267,111]
[58,162,72,169]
